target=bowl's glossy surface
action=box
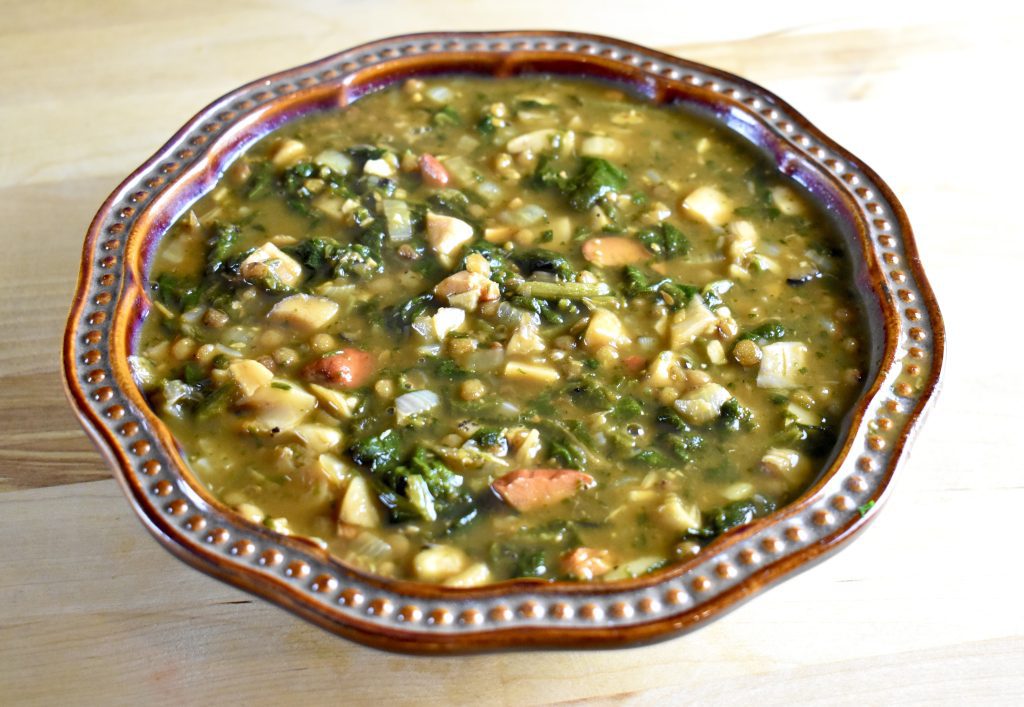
[63,31,943,652]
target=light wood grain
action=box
[1,1,1022,703]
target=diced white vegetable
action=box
[656,495,702,532]
[757,342,809,389]
[291,423,343,453]
[507,313,545,355]
[432,307,466,340]
[434,270,498,311]
[647,351,684,388]
[475,180,504,204]
[413,545,469,582]
[503,361,561,384]
[456,134,480,153]
[484,226,516,244]
[725,220,758,263]
[405,474,437,521]
[785,401,821,427]
[424,85,453,104]
[501,203,547,227]
[706,340,727,365]
[549,216,572,248]
[228,359,274,397]
[761,448,801,478]
[241,381,317,432]
[443,562,492,587]
[441,156,476,185]
[669,295,717,350]
[722,482,755,501]
[265,517,292,535]
[313,149,352,175]
[583,309,627,351]
[270,138,306,168]
[362,158,394,177]
[674,383,732,426]
[234,503,265,524]
[308,384,361,419]
[395,390,440,425]
[306,452,350,486]
[411,315,435,342]
[771,185,805,215]
[681,185,733,227]
[426,212,475,269]
[128,356,159,391]
[312,195,345,220]
[580,134,624,159]
[383,199,413,241]
[349,530,392,560]
[268,294,340,333]
[512,428,542,465]
[506,128,559,154]
[338,475,382,528]
[240,242,303,288]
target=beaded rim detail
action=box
[63,30,944,653]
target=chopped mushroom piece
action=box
[434,270,499,311]
[426,212,475,269]
[240,380,317,433]
[240,243,304,288]
[291,423,343,453]
[267,294,339,332]
[308,384,361,419]
[228,359,274,397]
[761,448,801,477]
[674,383,732,426]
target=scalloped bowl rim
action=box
[62,30,944,653]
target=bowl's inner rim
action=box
[123,63,891,592]
[99,44,905,606]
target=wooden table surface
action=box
[2,2,1021,703]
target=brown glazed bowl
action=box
[63,31,944,652]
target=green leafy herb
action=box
[384,293,436,333]
[564,157,627,211]
[738,320,788,343]
[153,273,202,313]
[432,105,461,127]
[245,160,275,200]
[719,398,756,432]
[514,248,575,281]
[622,266,698,309]
[349,429,403,474]
[637,222,690,259]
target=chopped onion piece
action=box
[395,389,440,425]
[383,199,413,241]
[314,149,352,175]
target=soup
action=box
[134,75,867,585]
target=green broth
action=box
[136,75,867,585]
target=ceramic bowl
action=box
[63,31,944,652]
